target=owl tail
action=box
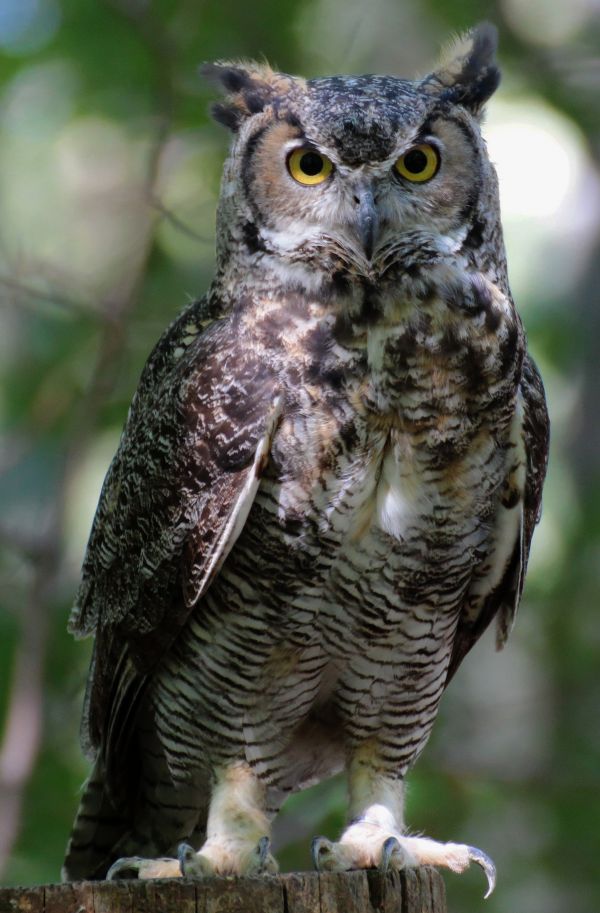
[62,756,131,881]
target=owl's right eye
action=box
[394,143,440,183]
[287,148,333,186]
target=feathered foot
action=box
[312,817,495,899]
[107,835,278,879]
[107,855,181,879]
[179,835,278,876]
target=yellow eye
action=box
[287,147,333,186]
[394,143,440,183]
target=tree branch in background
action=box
[149,194,212,243]
[0,1,176,880]
[0,275,100,320]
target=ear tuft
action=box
[201,60,303,132]
[210,101,244,131]
[200,63,254,95]
[427,22,501,115]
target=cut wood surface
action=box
[0,869,446,913]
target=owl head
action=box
[204,24,503,293]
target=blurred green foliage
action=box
[1,2,599,911]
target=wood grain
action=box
[0,869,446,913]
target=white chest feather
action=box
[311,434,429,545]
[374,444,424,541]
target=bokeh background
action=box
[0,1,599,910]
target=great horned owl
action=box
[63,24,549,896]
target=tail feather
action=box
[62,757,131,881]
[64,721,211,881]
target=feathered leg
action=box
[108,761,278,879]
[312,754,495,898]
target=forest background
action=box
[0,1,599,912]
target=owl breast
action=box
[266,281,520,567]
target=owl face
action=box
[238,93,482,268]
[205,25,501,286]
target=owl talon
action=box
[467,846,496,899]
[379,836,403,873]
[107,854,180,880]
[177,843,214,877]
[312,836,337,871]
[247,835,278,875]
[257,836,270,865]
[178,843,193,875]
[107,856,144,880]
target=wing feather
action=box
[447,353,549,682]
[70,296,281,763]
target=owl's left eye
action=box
[394,143,440,183]
[287,147,333,186]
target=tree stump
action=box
[0,869,446,913]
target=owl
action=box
[63,24,549,897]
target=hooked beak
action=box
[354,183,379,261]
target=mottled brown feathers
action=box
[201,60,306,131]
[204,24,500,138]
[70,300,279,759]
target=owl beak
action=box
[354,184,379,261]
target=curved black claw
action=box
[257,836,271,867]
[311,836,332,871]
[380,836,401,874]
[178,843,196,876]
[467,846,497,899]
[253,835,278,874]
[107,856,143,880]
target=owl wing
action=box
[69,298,281,768]
[446,352,550,682]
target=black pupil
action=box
[299,152,324,175]
[403,148,428,173]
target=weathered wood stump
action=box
[0,869,446,913]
